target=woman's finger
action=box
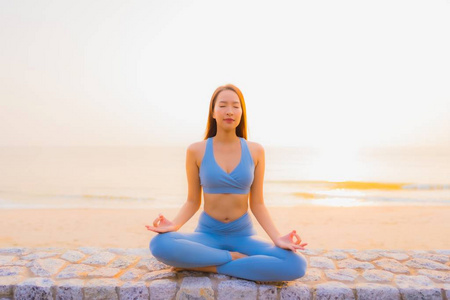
[146,226,167,233]
[291,245,306,251]
[292,232,302,245]
[146,225,157,231]
[289,231,301,245]
[295,243,308,250]
[152,216,162,227]
[293,244,306,249]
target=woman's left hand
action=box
[274,230,308,252]
[145,214,178,233]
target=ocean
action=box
[0,145,448,209]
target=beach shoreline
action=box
[1,205,449,250]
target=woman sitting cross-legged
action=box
[145,84,308,282]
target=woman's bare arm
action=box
[249,143,307,251]
[146,143,202,232]
[249,143,282,241]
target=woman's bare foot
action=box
[171,266,217,273]
[230,251,247,260]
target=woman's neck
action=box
[213,130,239,144]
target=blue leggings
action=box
[149,211,307,282]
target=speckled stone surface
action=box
[0,247,449,299]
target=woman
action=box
[146,84,308,282]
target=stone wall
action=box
[0,247,449,299]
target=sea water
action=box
[0,145,448,209]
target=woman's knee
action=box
[284,252,308,279]
[149,232,177,259]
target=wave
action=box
[0,190,155,202]
[266,180,450,190]
[67,194,154,201]
[291,191,449,204]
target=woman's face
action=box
[213,89,242,129]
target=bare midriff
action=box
[203,193,249,223]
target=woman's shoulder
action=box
[186,139,208,164]
[245,139,265,162]
[245,139,264,151]
[186,139,207,152]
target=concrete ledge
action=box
[0,247,449,299]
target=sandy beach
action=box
[1,205,449,250]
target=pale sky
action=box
[1,0,449,150]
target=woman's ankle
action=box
[230,251,247,260]
[172,266,217,273]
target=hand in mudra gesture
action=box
[275,230,308,252]
[145,214,177,233]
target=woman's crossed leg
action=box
[150,232,307,282]
[149,231,233,268]
[215,235,307,281]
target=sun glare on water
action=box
[310,144,362,182]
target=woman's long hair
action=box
[203,84,248,140]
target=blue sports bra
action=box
[199,137,255,194]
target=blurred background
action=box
[1,0,449,209]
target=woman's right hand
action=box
[145,214,178,233]
[274,230,308,252]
